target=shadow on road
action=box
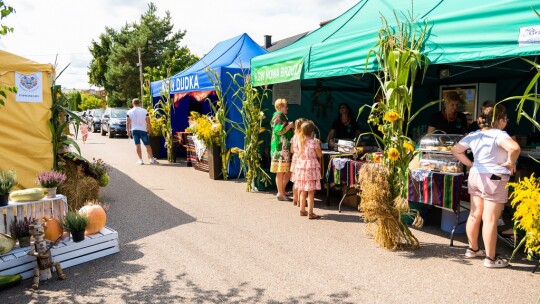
[100,167,197,244]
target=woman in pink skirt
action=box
[294,120,322,219]
[290,118,306,207]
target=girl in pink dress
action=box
[80,122,89,144]
[290,118,307,207]
[294,120,322,219]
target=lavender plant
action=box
[37,171,67,188]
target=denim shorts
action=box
[132,130,149,146]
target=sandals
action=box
[277,195,292,202]
[465,247,485,258]
[484,255,509,268]
[300,210,308,216]
[308,213,321,220]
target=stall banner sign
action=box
[252,58,304,86]
[15,72,43,103]
[519,25,540,47]
[272,80,301,105]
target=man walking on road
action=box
[126,98,158,165]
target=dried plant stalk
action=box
[358,163,419,250]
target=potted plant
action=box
[186,112,223,180]
[9,218,33,247]
[62,211,88,242]
[37,171,67,198]
[148,108,165,159]
[0,170,17,207]
[89,158,111,187]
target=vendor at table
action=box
[326,103,361,145]
[427,91,468,135]
[467,100,516,141]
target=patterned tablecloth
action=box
[325,158,365,186]
[407,170,465,211]
[186,135,209,172]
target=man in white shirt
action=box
[126,98,158,165]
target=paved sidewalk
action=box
[2,133,538,303]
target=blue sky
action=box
[0,0,358,89]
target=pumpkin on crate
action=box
[42,217,63,241]
[79,202,107,235]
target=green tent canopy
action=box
[251,0,540,86]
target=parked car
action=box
[86,108,105,133]
[100,107,129,138]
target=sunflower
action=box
[403,142,415,153]
[384,110,399,122]
[387,148,400,161]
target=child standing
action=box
[290,118,306,207]
[80,122,89,144]
[294,120,322,219]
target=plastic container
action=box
[441,208,469,234]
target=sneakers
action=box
[137,159,144,165]
[484,256,509,268]
[465,247,485,258]
[149,158,159,165]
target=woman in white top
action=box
[451,104,520,268]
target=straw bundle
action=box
[58,158,100,210]
[358,162,419,250]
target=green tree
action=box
[88,2,197,107]
[78,93,106,111]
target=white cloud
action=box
[0,0,358,89]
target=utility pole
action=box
[137,47,144,107]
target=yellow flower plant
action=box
[403,142,415,153]
[507,174,540,259]
[383,110,399,122]
[387,148,400,161]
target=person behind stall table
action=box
[270,98,294,201]
[467,100,517,141]
[451,104,520,268]
[326,103,361,146]
[290,118,307,207]
[427,91,468,134]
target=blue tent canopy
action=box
[151,33,268,97]
[151,33,267,178]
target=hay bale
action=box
[58,158,100,210]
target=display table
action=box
[186,135,209,172]
[407,170,467,246]
[0,194,120,280]
[324,158,365,212]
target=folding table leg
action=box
[338,193,347,213]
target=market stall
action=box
[151,33,267,177]
[0,50,55,188]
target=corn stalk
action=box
[362,11,430,249]
[227,73,270,192]
[154,76,175,163]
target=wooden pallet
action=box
[0,226,119,280]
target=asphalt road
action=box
[2,131,539,303]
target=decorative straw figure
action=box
[27,218,66,289]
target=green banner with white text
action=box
[252,58,304,86]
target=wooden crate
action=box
[0,226,119,280]
[1,195,68,234]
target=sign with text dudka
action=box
[15,72,43,103]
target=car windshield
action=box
[111,109,127,118]
[93,109,104,117]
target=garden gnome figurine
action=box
[27,218,66,289]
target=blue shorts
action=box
[132,130,149,146]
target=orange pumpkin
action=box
[79,203,107,235]
[43,217,63,241]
